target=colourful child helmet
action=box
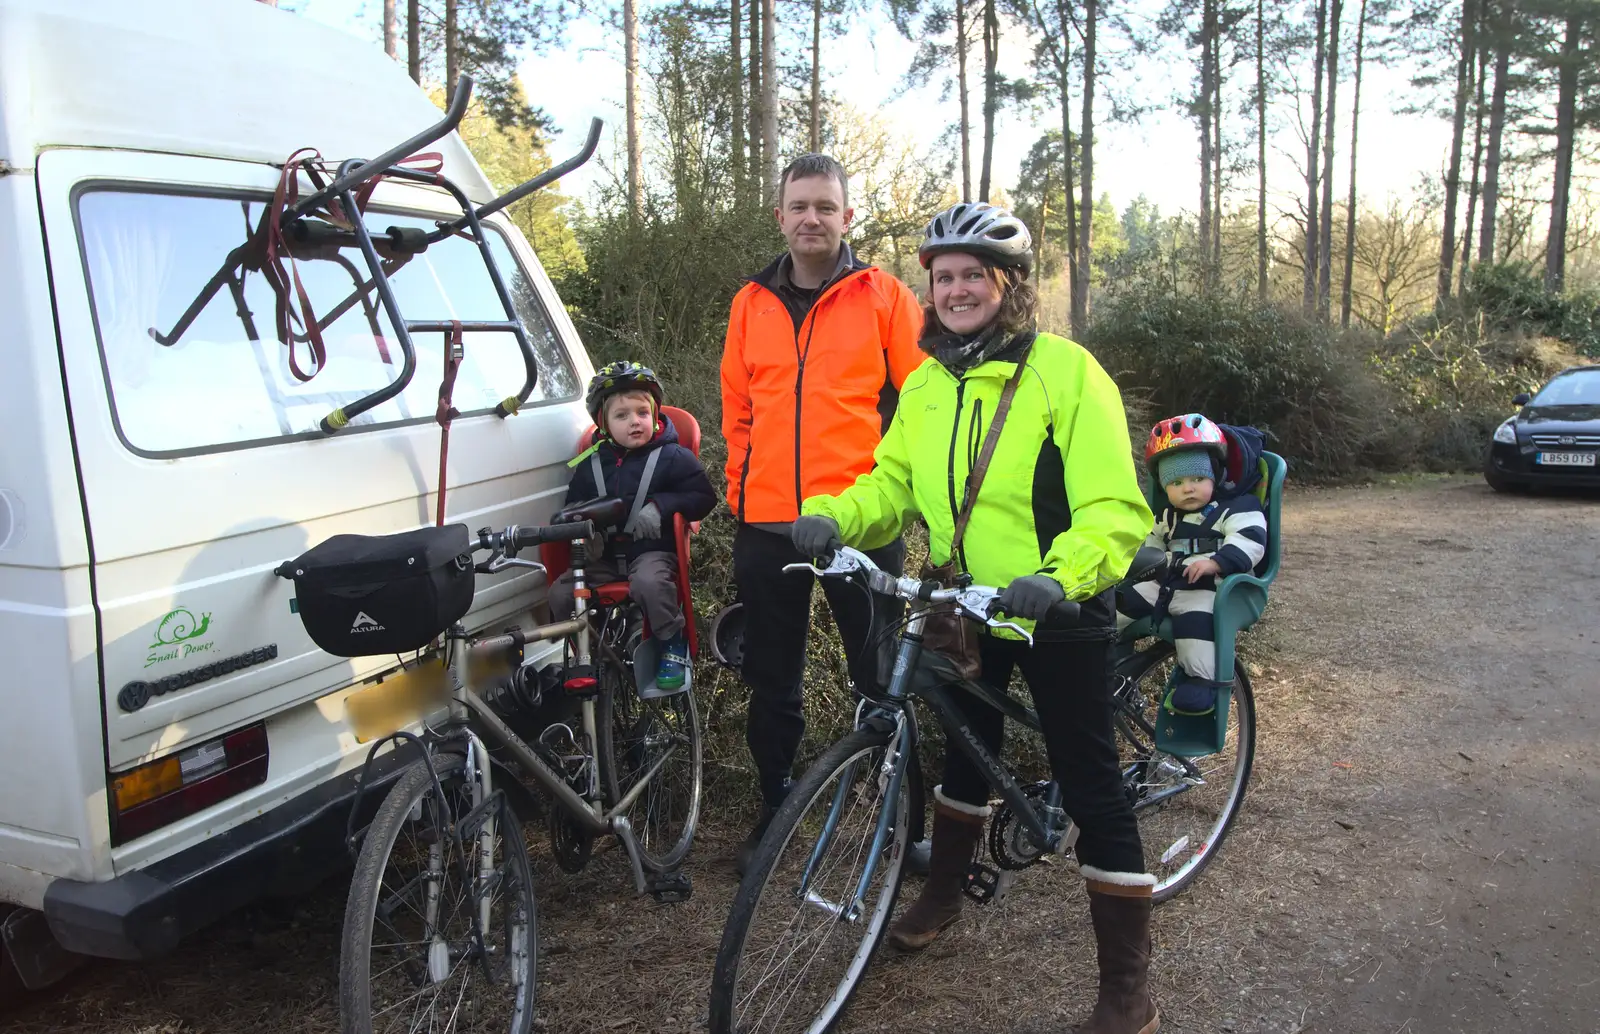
[1144,413,1227,470]
[586,361,664,424]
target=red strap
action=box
[262,149,329,383]
[436,321,463,428]
[435,322,464,527]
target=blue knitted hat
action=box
[1157,449,1217,487]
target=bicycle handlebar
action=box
[475,520,596,555]
[783,547,1084,646]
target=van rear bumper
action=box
[40,748,412,961]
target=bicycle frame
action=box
[797,604,1074,921]
[423,542,690,898]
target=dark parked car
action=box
[1485,366,1600,492]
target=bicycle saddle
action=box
[1124,545,1169,583]
[553,497,629,529]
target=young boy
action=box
[550,361,716,690]
[1117,413,1269,716]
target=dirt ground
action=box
[8,475,1599,1034]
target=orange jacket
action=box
[721,253,925,525]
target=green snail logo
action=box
[150,608,212,649]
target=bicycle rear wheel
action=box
[340,752,538,1034]
[710,724,911,1034]
[1112,642,1256,902]
[599,658,703,872]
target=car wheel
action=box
[1483,468,1524,494]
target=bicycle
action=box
[282,512,702,1034]
[708,545,1255,1034]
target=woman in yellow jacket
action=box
[793,203,1159,1034]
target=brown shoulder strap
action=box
[950,342,1033,563]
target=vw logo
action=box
[1559,435,1576,446]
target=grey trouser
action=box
[550,549,683,639]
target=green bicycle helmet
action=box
[586,360,664,424]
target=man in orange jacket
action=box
[721,153,926,872]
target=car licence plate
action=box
[345,660,449,743]
[1536,451,1597,467]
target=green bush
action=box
[1079,289,1412,480]
[1466,262,1600,357]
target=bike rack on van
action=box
[147,75,602,437]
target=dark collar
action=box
[751,242,867,292]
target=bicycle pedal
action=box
[647,870,693,904]
[962,862,1000,904]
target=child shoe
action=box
[654,631,691,691]
[1164,678,1216,716]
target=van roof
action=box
[0,0,491,200]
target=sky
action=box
[292,0,1454,223]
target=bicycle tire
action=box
[598,660,703,872]
[340,752,539,1034]
[709,724,911,1034]
[1113,642,1257,902]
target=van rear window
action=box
[75,189,580,456]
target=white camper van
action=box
[0,0,595,988]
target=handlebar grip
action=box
[512,521,594,548]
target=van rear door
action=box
[37,148,591,773]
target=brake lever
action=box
[958,589,1035,647]
[483,554,547,576]
[781,545,873,581]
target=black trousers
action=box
[939,634,1146,875]
[733,523,905,805]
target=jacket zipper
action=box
[945,376,969,564]
[792,279,835,513]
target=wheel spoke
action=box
[1113,650,1255,896]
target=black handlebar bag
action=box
[282,524,476,657]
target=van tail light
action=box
[109,723,269,845]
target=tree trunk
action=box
[979,0,999,202]
[407,0,420,83]
[749,0,762,194]
[762,0,779,199]
[1077,0,1096,332]
[624,0,642,220]
[1318,0,1342,321]
[1437,0,1476,307]
[957,0,973,202]
[1304,0,1327,314]
[810,0,822,152]
[383,0,397,58]
[1545,13,1579,292]
[731,0,746,203]
[1212,23,1223,275]
[1478,24,1509,265]
[1459,38,1488,296]
[1340,0,1367,329]
[1199,0,1215,287]
[1257,0,1269,300]
[1056,0,1079,327]
[445,0,459,91]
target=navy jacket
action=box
[560,415,717,561]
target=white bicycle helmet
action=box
[918,202,1034,276]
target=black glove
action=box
[791,515,843,558]
[996,575,1066,622]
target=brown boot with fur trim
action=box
[886,789,988,952]
[1074,870,1160,1034]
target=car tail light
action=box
[109,723,269,845]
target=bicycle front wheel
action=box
[710,724,911,1034]
[340,752,538,1034]
[599,670,703,872]
[1113,643,1257,902]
